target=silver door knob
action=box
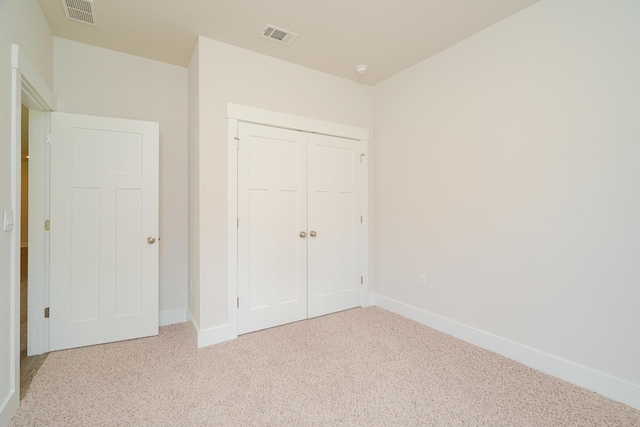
[310,231,317,237]
[147,237,156,244]
[299,231,307,238]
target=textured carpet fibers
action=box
[11,307,640,426]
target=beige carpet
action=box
[10,307,640,426]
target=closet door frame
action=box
[227,103,371,338]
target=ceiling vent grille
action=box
[261,25,298,45]
[61,0,97,26]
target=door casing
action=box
[227,103,371,340]
[3,44,56,425]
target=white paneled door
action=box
[49,112,159,351]
[237,123,363,334]
[237,123,309,334]
[307,134,362,318]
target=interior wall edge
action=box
[187,306,236,348]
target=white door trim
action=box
[226,103,370,344]
[12,44,56,358]
[2,44,56,425]
[227,104,369,141]
[11,44,56,111]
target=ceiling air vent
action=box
[261,25,298,45]
[61,0,97,26]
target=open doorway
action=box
[19,105,47,399]
[3,43,56,420]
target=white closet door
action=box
[49,112,159,351]
[307,134,362,318]
[237,123,308,334]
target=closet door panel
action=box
[308,134,362,318]
[238,123,308,334]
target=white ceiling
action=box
[38,0,540,85]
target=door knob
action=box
[299,231,307,238]
[310,231,317,237]
[147,236,156,244]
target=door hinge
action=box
[237,218,239,229]
[360,276,364,285]
[45,133,52,145]
[44,307,50,318]
[237,297,239,308]
[360,153,365,163]
[45,219,50,231]
[234,136,239,150]
[360,215,363,224]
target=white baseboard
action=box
[188,310,237,348]
[374,294,640,411]
[159,308,187,326]
[0,391,18,427]
[196,324,237,348]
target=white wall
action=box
[53,38,189,323]
[190,37,374,333]
[187,41,201,326]
[374,0,640,404]
[0,0,53,423]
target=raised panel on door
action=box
[49,112,159,351]
[307,134,362,318]
[237,123,308,334]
